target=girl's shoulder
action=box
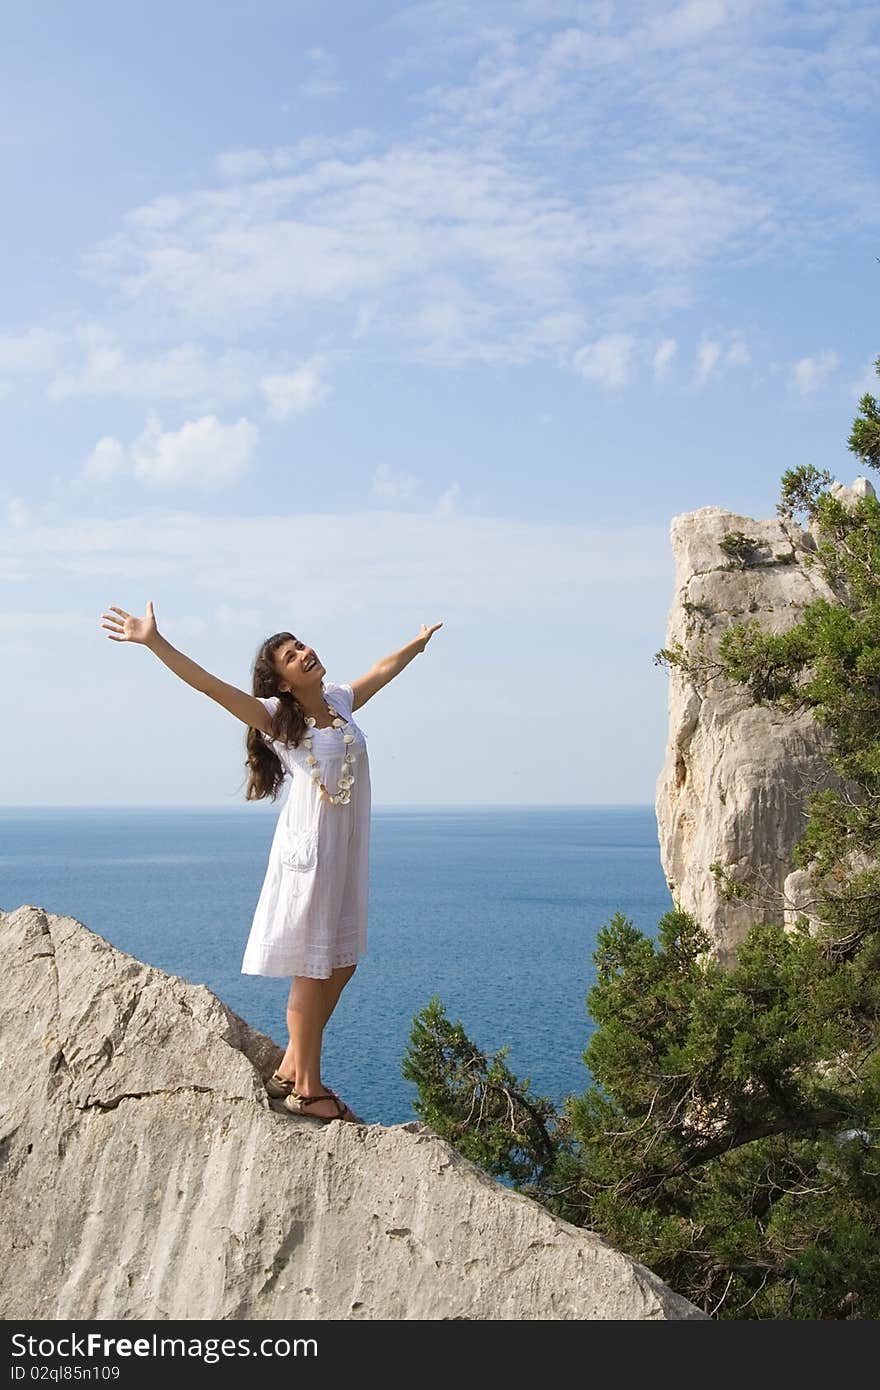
[255,694,281,746]
[324,681,357,723]
[324,681,353,699]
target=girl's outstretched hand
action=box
[416,621,443,652]
[101,600,159,646]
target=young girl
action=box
[101,600,443,1125]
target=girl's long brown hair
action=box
[244,631,312,801]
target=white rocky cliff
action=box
[655,481,871,964]
[0,904,703,1320]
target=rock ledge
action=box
[0,904,703,1320]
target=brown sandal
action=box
[283,1088,362,1124]
[265,1071,296,1099]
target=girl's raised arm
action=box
[350,621,443,711]
[100,600,272,734]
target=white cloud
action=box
[83,415,258,489]
[126,195,184,233]
[86,145,768,373]
[49,324,258,407]
[91,149,590,357]
[792,350,839,396]
[726,338,750,368]
[647,0,732,50]
[406,2,877,269]
[694,338,722,387]
[691,334,749,386]
[10,0,875,418]
[130,414,258,488]
[653,337,677,379]
[215,132,376,182]
[372,464,418,505]
[259,359,331,419]
[84,437,126,482]
[1,507,671,626]
[573,334,634,389]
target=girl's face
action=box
[273,636,326,694]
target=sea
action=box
[0,805,672,1128]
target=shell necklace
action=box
[301,698,356,806]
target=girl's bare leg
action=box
[320,962,357,1028]
[275,964,357,1099]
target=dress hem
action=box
[241,947,365,980]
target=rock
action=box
[811,477,877,547]
[782,866,824,932]
[828,476,876,505]
[0,904,704,1321]
[783,848,879,933]
[655,498,858,965]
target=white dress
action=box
[241,681,371,980]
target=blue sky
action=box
[2,0,878,807]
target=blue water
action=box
[0,806,671,1127]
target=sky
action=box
[1,0,878,808]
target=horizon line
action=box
[0,801,657,812]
